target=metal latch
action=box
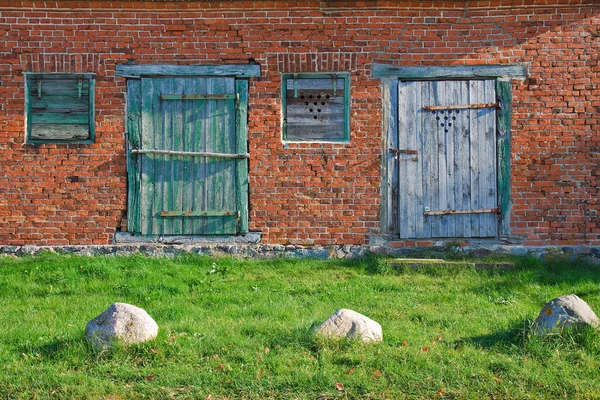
[389,148,418,161]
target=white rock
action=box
[314,308,383,342]
[531,294,600,334]
[85,302,159,348]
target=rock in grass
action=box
[315,309,383,342]
[85,303,158,348]
[531,294,600,334]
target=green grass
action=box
[1,253,600,399]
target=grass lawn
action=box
[1,253,600,399]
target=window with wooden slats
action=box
[25,73,95,143]
[282,73,350,142]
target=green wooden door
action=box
[126,76,249,235]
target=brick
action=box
[0,1,598,246]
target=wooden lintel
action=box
[372,64,527,79]
[115,64,261,78]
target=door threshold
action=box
[114,232,261,245]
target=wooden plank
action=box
[444,80,458,237]
[28,79,90,97]
[286,77,346,90]
[160,210,238,217]
[131,149,249,158]
[126,79,142,234]
[287,105,345,117]
[115,64,261,78]
[496,79,512,237]
[454,81,472,237]
[140,77,157,235]
[189,78,209,235]
[30,124,89,140]
[429,81,443,237]
[155,78,171,235]
[468,80,499,237]
[436,81,451,237]
[178,78,195,234]
[424,208,499,216]
[481,79,498,237]
[160,94,235,100]
[397,81,411,238]
[420,81,433,238]
[372,64,527,79]
[469,80,482,237]
[423,103,498,111]
[235,79,249,234]
[414,82,426,238]
[380,78,397,234]
[30,97,89,113]
[164,78,180,235]
[286,124,346,140]
[30,112,88,124]
[221,78,238,234]
[88,76,96,142]
[205,77,238,235]
[24,72,95,80]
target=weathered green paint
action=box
[126,79,142,234]
[130,76,246,236]
[235,79,249,234]
[130,148,249,159]
[25,73,95,143]
[372,64,527,80]
[496,79,512,237]
[160,94,236,100]
[160,210,238,217]
[115,64,261,78]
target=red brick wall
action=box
[0,0,598,246]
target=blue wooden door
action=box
[397,80,499,238]
[126,76,249,235]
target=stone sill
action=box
[113,231,262,245]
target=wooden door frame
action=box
[116,64,260,236]
[373,64,527,239]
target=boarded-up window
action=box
[282,73,349,141]
[25,73,95,143]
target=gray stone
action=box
[506,246,529,256]
[314,308,383,343]
[531,294,600,334]
[85,303,159,348]
[472,248,492,257]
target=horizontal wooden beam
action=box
[23,72,96,79]
[372,64,527,79]
[115,64,261,78]
[424,208,500,216]
[131,148,249,159]
[160,94,236,100]
[159,210,239,217]
[423,103,498,110]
